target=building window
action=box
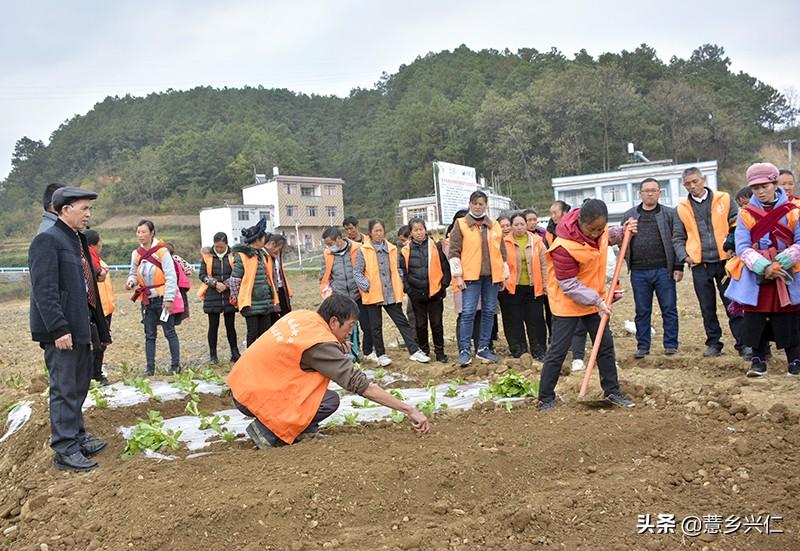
[602,184,628,204]
[324,184,337,196]
[288,233,296,246]
[657,180,672,204]
[259,210,271,221]
[304,234,313,249]
[559,187,595,207]
[301,185,319,197]
[407,207,428,221]
[326,206,337,218]
[286,205,297,217]
[307,206,318,217]
[237,210,250,221]
[284,183,294,194]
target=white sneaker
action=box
[378,354,393,367]
[364,352,379,364]
[571,359,585,372]
[409,350,431,363]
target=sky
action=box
[1,0,798,179]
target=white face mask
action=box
[469,210,486,219]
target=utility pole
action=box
[782,139,796,172]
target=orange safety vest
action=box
[545,230,555,247]
[266,253,293,305]
[726,207,800,280]
[132,241,168,298]
[320,241,362,296]
[504,232,545,297]
[227,310,337,444]
[97,259,116,316]
[400,238,444,297]
[456,217,505,283]
[677,191,731,265]
[237,251,270,310]
[546,229,609,317]
[359,239,404,305]
[197,252,235,299]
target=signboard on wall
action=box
[434,161,478,225]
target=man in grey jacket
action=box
[36,183,65,235]
[623,178,682,358]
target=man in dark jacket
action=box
[623,178,682,358]
[36,182,65,235]
[29,187,111,472]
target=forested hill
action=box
[1,43,797,236]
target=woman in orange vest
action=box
[85,229,113,386]
[198,232,240,364]
[400,218,451,363]
[354,219,430,367]
[227,294,430,447]
[537,199,637,410]
[265,234,292,324]
[496,215,522,357]
[125,219,181,376]
[505,213,548,360]
[228,219,274,347]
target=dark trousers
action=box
[235,389,340,446]
[92,314,112,381]
[207,311,239,357]
[691,262,743,350]
[508,288,547,359]
[544,296,553,345]
[356,298,373,356]
[539,314,620,403]
[245,314,272,347]
[270,287,291,324]
[498,290,521,356]
[410,295,445,356]
[143,297,180,371]
[45,343,92,454]
[365,302,419,356]
[743,311,800,361]
[630,267,679,351]
[571,322,588,361]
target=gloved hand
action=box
[775,251,795,271]
[752,257,771,275]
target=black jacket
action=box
[29,219,111,345]
[622,203,681,274]
[402,237,451,301]
[199,251,237,314]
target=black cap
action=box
[52,187,98,212]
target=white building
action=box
[551,160,719,222]
[398,190,513,230]
[199,204,274,247]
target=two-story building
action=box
[199,204,275,246]
[551,160,719,223]
[242,174,345,250]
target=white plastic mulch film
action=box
[0,401,33,443]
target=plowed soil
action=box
[1,273,798,550]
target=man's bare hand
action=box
[407,408,430,433]
[55,333,73,350]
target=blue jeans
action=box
[630,268,679,351]
[459,277,499,352]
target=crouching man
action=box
[227,293,430,447]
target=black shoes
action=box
[435,352,448,363]
[740,346,754,361]
[53,450,97,472]
[788,360,800,376]
[538,399,558,411]
[634,349,649,359]
[209,354,219,365]
[167,365,181,375]
[143,368,155,377]
[664,348,678,355]
[703,346,722,357]
[746,358,767,377]
[605,393,636,408]
[79,434,108,457]
[245,421,277,449]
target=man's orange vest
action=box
[546,229,608,317]
[456,217,505,283]
[227,310,337,444]
[197,252,235,299]
[400,238,444,297]
[97,260,116,316]
[359,239,404,305]
[677,191,731,265]
[504,232,545,297]
[237,252,270,310]
[132,241,168,299]
[266,253,293,305]
[320,241,361,296]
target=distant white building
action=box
[551,160,719,222]
[398,190,512,230]
[199,204,274,247]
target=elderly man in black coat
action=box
[28,186,111,472]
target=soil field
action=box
[0,273,798,550]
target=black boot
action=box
[230,347,241,363]
[209,348,219,365]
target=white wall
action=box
[200,208,233,248]
[243,183,280,226]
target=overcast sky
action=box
[1,0,798,179]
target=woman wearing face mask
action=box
[400,218,451,363]
[354,219,430,367]
[537,199,637,411]
[504,212,548,360]
[726,163,800,377]
[198,232,240,364]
